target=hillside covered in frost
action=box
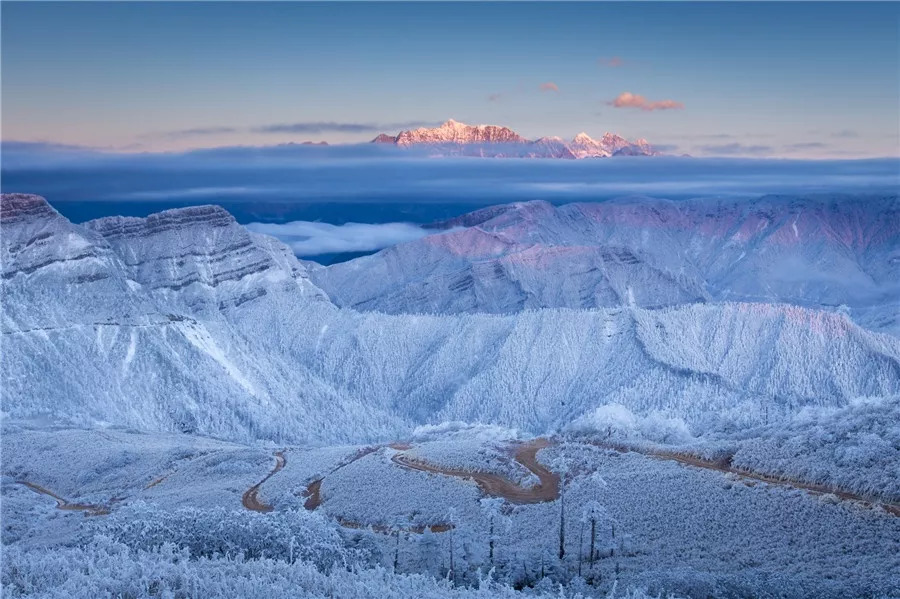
[310,195,899,335]
[3,194,899,445]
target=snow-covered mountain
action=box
[371,120,658,158]
[3,194,898,445]
[311,196,900,335]
[395,119,527,146]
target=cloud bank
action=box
[3,141,897,229]
[697,143,773,156]
[609,92,684,111]
[246,220,434,256]
[251,121,438,135]
[141,121,441,140]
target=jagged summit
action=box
[371,133,397,144]
[371,119,659,158]
[394,119,527,146]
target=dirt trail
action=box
[592,442,900,517]
[391,437,559,504]
[336,517,453,534]
[17,481,110,516]
[302,444,463,534]
[302,445,380,510]
[241,451,286,513]
[144,475,169,490]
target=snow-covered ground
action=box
[2,425,898,598]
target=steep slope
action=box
[311,195,900,334]
[3,195,898,445]
[1,195,402,443]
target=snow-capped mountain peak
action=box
[395,119,527,146]
[372,119,659,158]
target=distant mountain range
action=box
[371,119,658,158]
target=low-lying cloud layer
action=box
[246,220,433,256]
[697,143,773,156]
[146,121,440,139]
[2,141,897,232]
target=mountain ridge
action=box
[311,195,900,335]
[2,193,898,445]
[371,119,659,158]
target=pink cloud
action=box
[599,56,625,68]
[487,93,503,102]
[539,82,559,92]
[609,92,684,112]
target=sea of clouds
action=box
[3,141,897,259]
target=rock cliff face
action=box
[371,120,658,158]
[84,205,328,313]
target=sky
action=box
[2,1,899,158]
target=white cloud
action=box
[246,220,435,256]
[122,187,274,200]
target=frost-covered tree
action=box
[446,507,459,582]
[581,500,610,573]
[549,449,573,563]
[479,497,506,569]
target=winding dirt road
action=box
[241,451,286,513]
[302,446,380,511]
[391,438,559,504]
[298,445,455,533]
[592,442,900,517]
[17,481,110,516]
[300,440,559,534]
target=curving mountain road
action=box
[591,441,900,517]
[17,481,110,516]
[299,440,559,533]
[242,451,286,512]
[391,438,559,504]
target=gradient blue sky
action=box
[3,2,898,157]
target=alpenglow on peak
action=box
[371,119,660,158]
